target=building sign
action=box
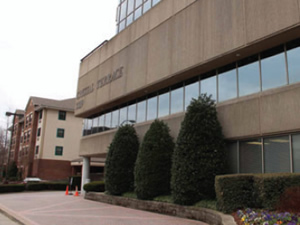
[76,66,124,110]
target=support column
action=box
[81,157,90,195]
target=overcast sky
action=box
[0,0,117,128]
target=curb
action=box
[0,204,32,225]
[85,192,236,225]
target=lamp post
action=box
[120,120,136,126]
[5,112,24,180]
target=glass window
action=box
[57,128,65,138]
[127,0,134,14]
[158,89,170,118]
[126,13,134,26]
[287,39,300,84]
[128,102,137,123]
[58,111,66,120]
[171,84,184,114]
[226,142,238,174]
[39,111,43,120]
[152,0,160,6]
[238,55,260,97]
[119,106,128,125]
[143,0,151,13]
[120,0,127,21]
[185,78,199,110]
[112,109,120,128]
[218,64,237,102]
[136,0,142,8]
[91,117,99,133]
[239,139,262,173]
[119,20,126,32]
[261,46,287,91]
[105,112,112,129]
[35,146,39,155]
[55,146,63,156]
[86,119,93,135]
[134,6,142,20]
[264,136,290,173]
[147,94,157,121]
[137,99,146,123]
[292,134,300,172]
[201,73,217,101]
[37,128,41,137]
[99,115,105,132]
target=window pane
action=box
[171,86,183,114]
[238,56,260,97]
[158,91,169,118]
[226,142,238,174]
[105,112,112,129]
[264,136,290,173]
[143,0,151,13]
[128,103,136,123]
[152,0,160,6]
[120,0,127,20]
[147,95,157,121]
[126,13,133,26]
[127,0,134,14]
[119,20,126,32]
[292,134,300,172]
[92,117,99,133]
[201,75,217,101]
[239,139,262,173]
[87,119,92,135]
[287,40,300,84]
[134,6,142,20]
[136,0,142,8]
[119,106,128,126]
[99,115,105,132]
[112,109,120,128]
[218,65,237,102]
[137,100,146,123]
[261,46,287,91]
[185,80,199,110]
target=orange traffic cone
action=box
[74,186,79,197]
[65,185,69,195]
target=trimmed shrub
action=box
[215,174,255,213]
[26,182,48,191]
[171,94,225,205]
[0,184,25,193]
[26,182,68,191]
[135,120,174,200]
[47,182,68,190]
[83,181,105,192]
[105,125,139,195]
[254,173,300,209]
[215,173,300,212]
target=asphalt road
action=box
[0,191,208,225]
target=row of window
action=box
[227,133,300,173]
[25,113,33,128]
[116,0,161,33]
[83,38,300,136]
[36,128,65,138]
[21,130,31,143]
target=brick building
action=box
[9,97,83,180]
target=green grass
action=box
[122,192,138,199]
[153,195,173,203]
[194,199,217,210]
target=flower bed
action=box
[234,208,300,225]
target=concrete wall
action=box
[75,0,300,118]
[80,83,300,156]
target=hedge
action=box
[215,173,300,213]
[0,184,25,193]
[83,181,105,193]
[26,182,68,191]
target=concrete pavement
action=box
[0,191,208,225]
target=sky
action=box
[0,0,118,129]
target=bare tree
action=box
[0,126,7,179]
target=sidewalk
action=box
[0,191,208,225]
[0,211,20,225]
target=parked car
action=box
[23,177,42,184]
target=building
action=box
[75,0,300,190]
[9,97,83,180]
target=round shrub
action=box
[105,125,139,195]
[83,181,105,193]
[135,120,174,200]
[171,94,225,205]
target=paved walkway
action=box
[0,211,20,225]
[0,192,208,225]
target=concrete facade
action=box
[75,0,300,173]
